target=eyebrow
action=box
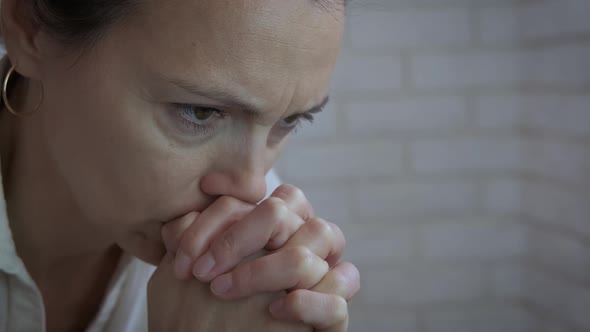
[166,77,330,121]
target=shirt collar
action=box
[0,158,27,275]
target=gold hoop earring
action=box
[2,65,44,117]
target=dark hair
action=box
[32,0,140,48]
[31,0,345,48]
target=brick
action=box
[530,228,590,282]
[281,141,403,181]
[345,97,467,134]
[331,53,403,93]
[412,137,522,174]
[341,223,414,263]
[348,9,471,49]
[521,0,590,40]
[522,181,590,237]
[363,264,485,305]
[412,51,525,90]
[476,95,523,130]
[528,272,590,330]
[358,181,479,220]
[524,138,589,186]
[491,263,527,299]
[421,221,526,260]
[525,45,590,87]
[482,178,522,215]
[425,304,534,332]
[523,95,590,137]
[532,319,571,332]
[348,310,417,332]
[481,7,520,44]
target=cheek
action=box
[40,75,210,230]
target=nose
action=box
[200,154,268,205]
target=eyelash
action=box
[174,104,226,135]
[277,112,315,135]
[173,103,316,136]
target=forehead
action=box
[127,0,344,111]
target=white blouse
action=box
[0,168,283,332]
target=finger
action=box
[282,217,346,267]
[310,261,360,302]
[192,197,305,281]
[270,184,314,221]
[209,246,329,299]
[161,211,199,255]
[174,196,254,279]
[269,290,348,332]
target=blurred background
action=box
[275,0,590,331]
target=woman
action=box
[0,0,359,331]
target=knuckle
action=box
[233,262,255,291]
[330,295,348,322]
[308,218,334,240]
[348,263,361,291]
[331,270,351,295]
[177,228,199,255]
[286,290,308,317]
[329,222,346,251]
[260,197,288,219]
[215,230,238,256]
[289,246,315,271]
[332,262,360,299]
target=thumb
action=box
[161,211,199,255]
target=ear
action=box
[0,0,44,80]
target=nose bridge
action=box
[232,143,266,184]
[231,133,266,174]
[201,135,268,204]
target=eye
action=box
[174,104,226,134]
[271,112,315,142]
[178,105,222,122]
[278,114,303,129]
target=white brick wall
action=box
[345,97,468,134]
[529,228,590,283]
[362,264,486,306]
[425,304,534,332]
[330,53,403,92]
[482,177,522,216]
[357,181,479,220]
[275,0,590,331]
[521,0,590,40]
[420,220,526,261]
[523,95,590,138]
[348,9,472,50]
[476,95,523,130]
[480,7,520,44]
[412,51,525,90]
[280,141,403,181]
[490,263,527,299]
[412,137,522,174]
[522,181,590,237]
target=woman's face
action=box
[32,0,344,262]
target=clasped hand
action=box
[148,184,360,332]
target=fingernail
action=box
[192,252,215,278]
[269,298,285,316]
[211,274,232,295]
[174,250,192,279]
